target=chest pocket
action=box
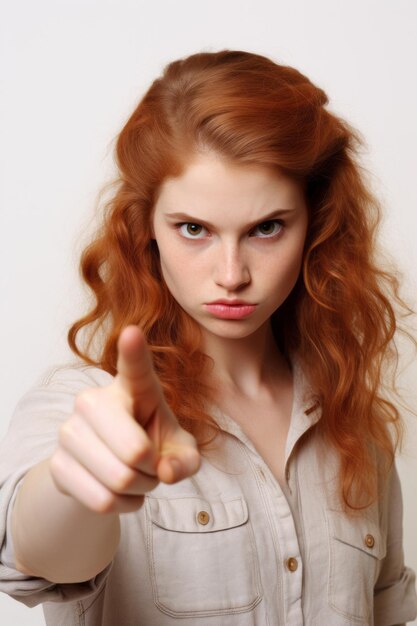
[145,495,262,618]
[326,509,387,621]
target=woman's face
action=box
[151,153,308,342]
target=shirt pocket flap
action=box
[147,495,249,533]
[326,509,386,560]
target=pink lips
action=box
[204,302,257,319]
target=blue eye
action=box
[177,223,208,239]
[251,220,283,238]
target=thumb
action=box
[150,415,202,484]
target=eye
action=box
[251,220,283,238]
[176,223,208,239]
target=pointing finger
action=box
[114,325,164,425]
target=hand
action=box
[49,325,202,514]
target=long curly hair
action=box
[68,49,415,511]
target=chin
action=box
[202,319,267,340]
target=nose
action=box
[214,242,251,291]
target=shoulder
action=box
[0,362,114,477]
[30,360,115,391]
[7,361,115,429]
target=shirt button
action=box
[364,533,375,548]
[257,466,266,482]
[197,510,210,525]
[285,557,298,572]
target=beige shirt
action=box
[0,359,416,626]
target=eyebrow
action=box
[164,208,296,230]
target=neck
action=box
[201,320,290,399]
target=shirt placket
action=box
[208,357,321,626]
[247,439,304,626]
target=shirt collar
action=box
[208,353,322,464]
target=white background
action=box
[1,0,416,624]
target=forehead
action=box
[153,154,304,223]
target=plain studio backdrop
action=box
[1,0,416,624]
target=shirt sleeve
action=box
[373,459,417,626]
[0,479,24,568]
[0,363,114,607]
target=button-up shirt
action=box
[0,359,416,625]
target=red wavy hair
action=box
[68,49,415,511]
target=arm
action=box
[12,458,121,583]
[10,326,200,586]
[373,460,417,626]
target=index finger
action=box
[114,325,163,424]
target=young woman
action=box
[0,49,416,625]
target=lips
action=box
[206,299,255,306]
[204,301,257,319]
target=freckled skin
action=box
[151,153,309,348]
